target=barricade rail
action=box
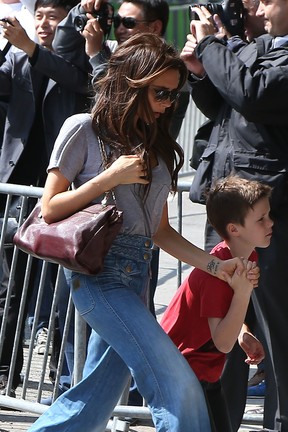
[0,182,262,430]
[0,182,192,431]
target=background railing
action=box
[0,181,263,430]
[0,182,190,428]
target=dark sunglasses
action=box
[113,14,153,29]
[153,88,179,103]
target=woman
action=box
[29,33,254,432]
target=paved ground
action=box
[0,182,264,431]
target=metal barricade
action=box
[0,182,191,430]
[0,182,262,431]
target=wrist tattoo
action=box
[207,259,219,275]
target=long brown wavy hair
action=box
[91,33,188,192]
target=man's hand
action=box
[81,0,105,13]
[181,6,225,76]
[180,33,205,76]
[189,6,217,43]
[82,14,104,57]
[0,16,36,57]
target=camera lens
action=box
[74,14,88,32]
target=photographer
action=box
[183,1,288,431]
[52,0,190,140]
[188,2,267,430]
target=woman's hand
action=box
[214,256,244,282]
[107,155,149,186]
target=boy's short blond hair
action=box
[206,176,271,240]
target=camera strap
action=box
[0,41,12,64]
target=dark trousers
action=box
[253,205,288,431]
[201,379,232,432]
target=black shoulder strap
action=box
[0,42,12,65]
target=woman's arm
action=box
[42,154,148,223]
[153,202,245,282]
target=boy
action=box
[161,176,272,432]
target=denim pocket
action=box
[116,256,145,289]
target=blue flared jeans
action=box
[28,234,211,432]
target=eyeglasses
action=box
[153,88,179,103]
[113,15,154,29]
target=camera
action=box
[188,0,245,38]
[74,2,114,36]
[0,18,13,25]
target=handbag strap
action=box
[98,138,117,206]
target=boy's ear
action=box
[227,223,240,237]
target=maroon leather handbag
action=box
[13,138,123,275]
[13,200,123,275]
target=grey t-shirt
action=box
[48,113,172,237]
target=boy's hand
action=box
[245,261,260,288]
[229,261,254,295]
[239,331,265,365]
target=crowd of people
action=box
[0,0,288,430]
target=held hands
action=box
[0,16,36,57]
[228,258,255,296]
[107,155,149,186]
[214,257,259,288]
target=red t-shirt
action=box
[161,241,257,383]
